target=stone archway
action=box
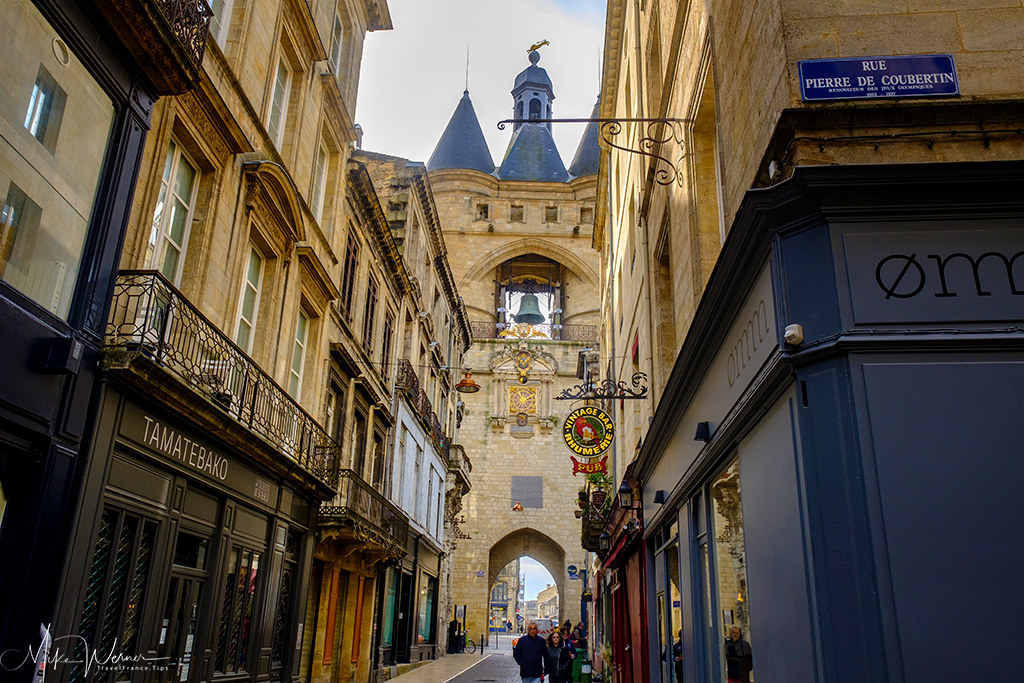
[489,528,567,616]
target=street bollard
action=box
[481,633,485,657]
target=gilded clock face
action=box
[515,350,532,372]
[509,386,537,414]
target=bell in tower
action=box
[514,293,546,325]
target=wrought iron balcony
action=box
[395,359,451,458]
[470,321,598,342]
[106,271,339,489]
[320,469,410,561]
[94,0,211,95]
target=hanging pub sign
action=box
[571,455,608,477]
[563,406,614,457]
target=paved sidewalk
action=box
[385,638,516,683]
[383,652,493,683]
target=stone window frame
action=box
[509,204,525,222]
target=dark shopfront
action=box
[53,384,322,683]
[0,0,206,670]
[375,535,442,670]
[637,162,1024,683]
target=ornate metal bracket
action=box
[555,372,649,401]
[497,118,688,186]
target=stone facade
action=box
[596,0,1024,681]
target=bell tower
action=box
[426,50,603,644]
[512,50,555,133]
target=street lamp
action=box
[599,531,611,551]
[617,482,634,509]
[456,371,480,393]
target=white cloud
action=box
[355,0,606,166]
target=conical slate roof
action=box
[427,90,494,173]
[497,122,568,182]
[568,97,601,178]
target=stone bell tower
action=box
[426,49,604,642]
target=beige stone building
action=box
[537,583,559,620]
[427,50,605,646]
[63,1,468,683]
[595,1,1024,682]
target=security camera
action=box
[784,324,804,346]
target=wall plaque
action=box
[799,54,958,101]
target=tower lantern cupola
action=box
[512,50,555,133]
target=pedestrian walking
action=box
[513,621,546,683]
[543,631,575,683]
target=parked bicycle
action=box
[463,635,476,654]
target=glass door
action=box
[157,530,209,682]
[158,576,204,683]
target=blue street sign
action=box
[799,54,958,102]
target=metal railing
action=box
[156,0,212,67]
[395,359,451,458]
[470,321,598,342]
[320,469,409,553]
[106,271,339,487]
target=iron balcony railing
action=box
[395,359,451,458]
[320,469,410,554]
[106,271,339,487]
[470,321,598,342]
[156,0,211,66]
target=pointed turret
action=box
[496,50,568,182]
[568,97,601,178]
[427,90,494,174]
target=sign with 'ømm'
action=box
[799,54,959,101]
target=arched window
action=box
[529,98,541,119]
[516,101,524,120]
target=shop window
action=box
[417,575,437,643]
[24,66,66,153]
[208,0,235,47]
[711,458,753,682]
[476,203,489,221]
[1,4,114,320]
[544,206,558,223]
[510,204,525,222]
[339,233,358,320]
[288,309,309,399]
[381,567,397,647]
[71,508,158,681]
[362,276,378,354]
[147,139,199,285]
[235,244,264,353]
[214,546,262,674]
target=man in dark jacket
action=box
[513,621,546,683]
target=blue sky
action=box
[521,556,557,601]
[356,0,607,165]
